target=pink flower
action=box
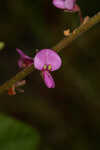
[34,49,62,88]
[52,0,76,11]
[52,0,83,22]
[16,48,33,68]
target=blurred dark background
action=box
[0,0,100,150]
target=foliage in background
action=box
[0,114,39,150]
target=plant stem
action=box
[0,65,34,94]
[53,12,100,52]
[0,12,100,94]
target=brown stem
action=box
[0,12,100,95]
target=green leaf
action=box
[0,114,40,150]
[0,42,5,51]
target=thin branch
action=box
[0,65,34,94]
[0,12,100,94]
[53,12,100,52]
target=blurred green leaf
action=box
[0,42,5,51]
[0,114,40,150]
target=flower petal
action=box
[16,48,33,68]
[53,0,65,9]
[64,0,76,10]
[43,71,55,88]
[34,49,62,71]
[16,48,26,58]
[52,0,76,10]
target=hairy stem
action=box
[0,12,100,94]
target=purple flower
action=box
[52,0,83,22]
[34,49,62,88]
[52,0,76,11]
[16,48,33,68]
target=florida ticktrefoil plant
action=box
[0,0,98,96]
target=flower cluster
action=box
[8,48,62,95]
